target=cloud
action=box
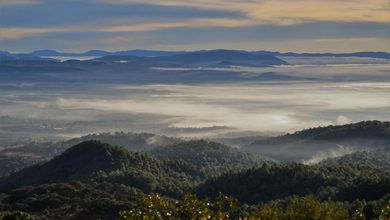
[103,0,390,24]
[1,64,389,138]
[55,96,328,132]
[0,0,39,6]
[336,115,352,125]
[1,0,389,51]
[302,145,355,164]
[54,79,390,133]
[0,17,257,40]
[0,27,60,40]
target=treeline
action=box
[255,121,390,144]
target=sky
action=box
[0,0,389,52]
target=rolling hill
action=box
[150,140,271,175]
[320,148,390,170]
[244,121,390,162]
[0,141,205,196]
[195,162,390,204]
[0,132,181,177]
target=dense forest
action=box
[0,132,180,177]
[0,121,389,219]
[245,121,390,161]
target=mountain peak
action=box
[57,140,131,170]
[31,50,60,56]
[0,141,133,190]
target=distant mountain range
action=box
[0,50,291,83]
[1,49,389,59]
[0,49,185,58]
[95,50,288,67]
[0,50,287,66]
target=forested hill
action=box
[0,141,205,195]
[245,121,390,161]
[150,140,271,175]
[320,149,390,170]
[195,163,390,205]
[0,132,180,177]
[254,121,390,143]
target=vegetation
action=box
[245,121,390,161]
[0,141,205,197]
[0,132,180,177]
[195,163,390,204]
[0,211,34,220]
[0,181,142,219]
[252,121,390,144]
[321,149,390,170]
[150,140,271,176]
[120,194,390,220]
[0,121,389,219]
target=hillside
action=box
[320,149,390,170]
[0,141,205,196]
[245,121,390,161]
[195,163,390,205]
[0,132,180,177]
[150,140,271,175]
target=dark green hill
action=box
[0,132,180,177]
[0,141,138,189]
[151,140,271,175]
[245,121,390,161]
[0,141,205,196]
[195,163,390,204]
[260,121,390,142]
[320,149,390,170]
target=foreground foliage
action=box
[0,211,34,220]
[120,194,390,220]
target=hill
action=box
[3,50,389,59]
[320,149,390,170]
[30,49,185,57]
[150,140,271,175]
[95,50,288,67]
[153,50,288,66]
[0,132,180,177]
[245,121,390,162]
[195,163,390,205]
[0,141,205,196]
